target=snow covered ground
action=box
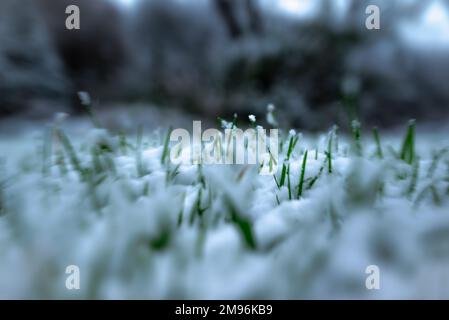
[1,112,449,299]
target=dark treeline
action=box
[0,0,448,130]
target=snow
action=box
[0,120,449,299]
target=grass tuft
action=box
[56,128,85,179]
[223,196,257,250]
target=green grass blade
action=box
[297,150,308,199]
[372,127,383,159]
[279,163,287,187]
[161,126,173,165]
[327,130,333,174]
[400,120,416,165]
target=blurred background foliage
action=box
[0,0,448,130]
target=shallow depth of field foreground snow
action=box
[1,116,449,299]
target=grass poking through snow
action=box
[0,111,448,299]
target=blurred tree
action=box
[245,0,264,35]
[340,0,448,127]
[36,0,129,110]
[214,0,243,39]
[0,0,68,116]
[214,0,263,39]
[128,0,221,115]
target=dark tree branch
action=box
[245,0,263,35]
[214,0,243,39]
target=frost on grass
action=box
[0,118,449,299]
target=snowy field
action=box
[1,111,449,299]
